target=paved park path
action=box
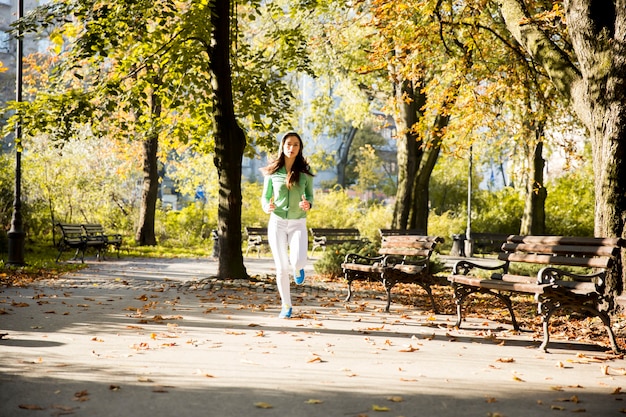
[1,257,626,417]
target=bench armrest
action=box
[248,235,263,245]
[313,236,327,244]
[452,260,507,275]
[538,266,605,287]
[344,253,384,264]
[382,255,428,267]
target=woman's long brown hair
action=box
[261,132,314,189]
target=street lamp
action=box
[465,145,473,257]
[7,0,25,266]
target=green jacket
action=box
[262,167,314,219]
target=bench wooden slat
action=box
[499,252,612,268]
[507,235,623,246]
[502,242,618,257]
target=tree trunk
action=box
[209,0,248,279]
[336,126,358,188]
[135,88,161,246]
[392,79,425,229]
[498,0,626,296]
[520,129,546,235]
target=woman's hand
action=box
[299,195,311,211]
[267,196,276,212]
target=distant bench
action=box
[56,223,123,263]
[310,228,368,256]
[470,233,511,255]
[447,235,624,352]
[245,227,268,257]
[341,234,444,312]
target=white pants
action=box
[267,213,308,307]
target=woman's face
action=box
[282,135,301,160]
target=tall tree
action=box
[496,0,626,295]
[205,0,247,278]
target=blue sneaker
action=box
[278,305,292,319]
[294,269,305,285]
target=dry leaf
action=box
[496,357,515,363]
[398,345,419,352]
[387,396,403,402]
[254,402,273,409]
[372,404,390,411]
[305,399,323,404]
[18,404,45,410]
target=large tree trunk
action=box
[135,87,161,246]
[498,0,626,296]
[336,126,358,188]
[392,79,425,229]
[209,0,248,279]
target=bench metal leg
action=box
[451,285,518,330]
[383,279,393,313]
[539,296,621,353]
[416,282,439,314]
[345,278,354,302]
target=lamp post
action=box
[7,0,25,266]
[465,145,473,257]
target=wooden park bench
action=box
[310,227,368,256]
[245,227,268,257]
[56,223,123,262]
[447,235,625,352]
[341,234,444,312]
[82,224,123,259]
[469,232,511,255]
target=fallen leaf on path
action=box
[372,404,390,411]
[386,396,403,402]
[12,302,29,307]
[254,402,273,409]
[18,404,44,410]
[73,390,89,402]
[496,357,515,363]
[398,344,419,352]
[305,399,323,404]
[307,355,325,363]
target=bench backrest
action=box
[379,228,426,237]
[82,224,106,236]
[245,227,268,236]
[310,228,361,238]
[57,223,84,238]
[379,235,443,258]
[499,235,624,269]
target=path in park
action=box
[1,256,626,417]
